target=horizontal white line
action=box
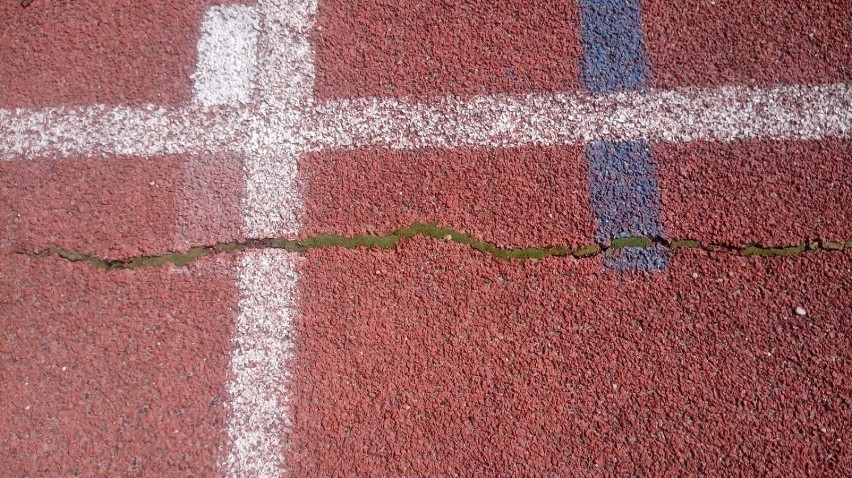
[2,83,850,160]
[0,105,253,160]
[310,83,852,150]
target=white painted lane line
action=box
[227,251,299,478]
[228,2,316,477]
[253,0,317,106]
[3,84,850,160]
[242,148,302,240]
[193,5,260,107]
[243,0,317,239]
[310,84,852,149]
[0,105,251,160]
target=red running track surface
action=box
[1,0,851,475]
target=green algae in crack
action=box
[126,247,211,267]
[742,242,807,257]
[281,223,571,259]
[213,242,244,253]
[20,225,852,270]
[47,247,111,269]
[670,239,702,250]
[572,244,601,258]
[821,240,846,251]
[607,236,654,252]
[399,222,569,259]
[290,233,400,251]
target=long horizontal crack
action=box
[14,222,852,270]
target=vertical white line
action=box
[253,0,317,105]
[228,251,300,478]
[226,1,317,477]
[193,6,260,107]
[244,0,317,240]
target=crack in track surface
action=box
[12,222,852,270]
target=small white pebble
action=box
[61,366,67,372]
[691,272,699,279]
[795,306,807,317]
[443,234,453,241]
[24,405,31,411]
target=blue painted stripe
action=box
[578,0,647,93]
[585,140,668,271]
[578,0,666,271]
[585,141,664,240]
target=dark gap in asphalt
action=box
[11,222,852,271]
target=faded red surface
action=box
[0,254,238,477]
[299,146,596,247]
[0,154,244,260]
[655,139,852,245]
[313,0,582,99]
[643,0,852,88]
[289,239,851,476]
[0,0,248,108]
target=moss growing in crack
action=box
[400,222,570,260]
[742,243,806,257]
[297,233,399,250]
[24,226,852,271]
[213,242,244,253]
[50,248,111,269]
[821,240,846,251]
[671,239,702,250]
[125,247,210,268]
[572,244,601,258]
[603,236,654,256]
[263,237,299,250]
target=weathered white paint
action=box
[3,84,851,161]
[193,5,260,107]
[228,251,299,478]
